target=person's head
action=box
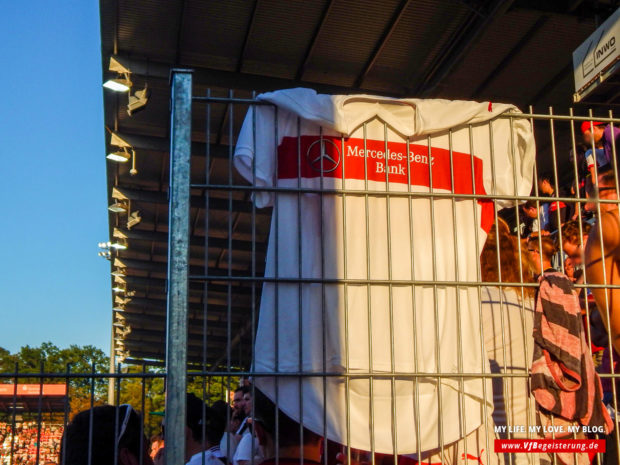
[232,387,246,415]
[242,386,252,417]
[251,389,323,461]
[60,405,152,465]
[581,121,606,146]
[560,220,592,265]
[149,434,163,459]
[527,234,557,274]
[480,218,535,295]
[521,200,539,219]
[586,169,618,213]
[537,173,554,195]
[185,393,226,460]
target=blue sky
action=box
[0,2,111,354]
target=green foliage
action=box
[0,343,237,434]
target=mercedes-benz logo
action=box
[306,138,341,173]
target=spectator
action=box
[581,120,620,174]
[480,218,538,465]
[185,393,226,465]
[233,387,263,465]
[585,169,620,354]
[537,173,570,231]
[560,220,592,282]
[250,389,322,465]
[60,405,152,465]
[527,234,557,276]
[149,434,163,460]
[232,387,247,418]
[0,422,63,465]
[512,200,540,238]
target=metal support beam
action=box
[470,14,549,98]
[295,0,336,81]
[237,0,260,72]
[165,69,192,465]
[410,0,515,96]
[112,186,266,214]
[354,0,412,88]
[113,227,267,253]
[109,54,396,96]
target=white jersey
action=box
[233,88,535,454]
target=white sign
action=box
[573,7,620,93]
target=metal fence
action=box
[4,70,620,465]
[165,69,620,465]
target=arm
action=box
[586,211,620,352]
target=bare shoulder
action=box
[598,209,620,253]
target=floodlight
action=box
[111,269,126,277]
[109,241,128,250]
[112,286,125,293]
[108,201,128,213]
[103,77,132,92]
[106,147,131,163]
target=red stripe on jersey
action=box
[277,135,495,232]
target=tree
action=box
[0,342,109,421]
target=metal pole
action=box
[166,68,193,465]
[108,323,116,405]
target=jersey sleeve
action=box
[490,115,536,209]
[234,105,279,208]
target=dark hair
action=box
[538,172,553,184]
[252,389,320,448]
[186,393,225,446]
[522,200,537,210]
[61,405,142,465]
[234,386,251,395]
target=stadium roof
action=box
[99,0,619,366]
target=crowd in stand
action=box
[0,422,63,465]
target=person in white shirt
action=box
[232,389,263,465]
[185,394,226,465]
[480,218,539,465]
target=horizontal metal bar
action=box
[6,370,620,379]
[191,183,620,204]
[189,274,620,289]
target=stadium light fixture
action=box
[112,286,125,293]
[111,269,126,277]
[106,147,132,163]
[127,210,142,229]
[127,85,150,116]
[109,241,128,250]
[108,201,128,213]
[103,57,132,92]
[103,76,132,92]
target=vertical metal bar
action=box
[166,68,193,465]
[341,132,353,465]
[10,363,18,465]
[88,361,96,465]
[447,128,468,465]
[36,360,44,465]
[109,328,116,405]
[426,134,445,460]
[114,364,122,465]
[61,364,71,465]
[140,364,146,465]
